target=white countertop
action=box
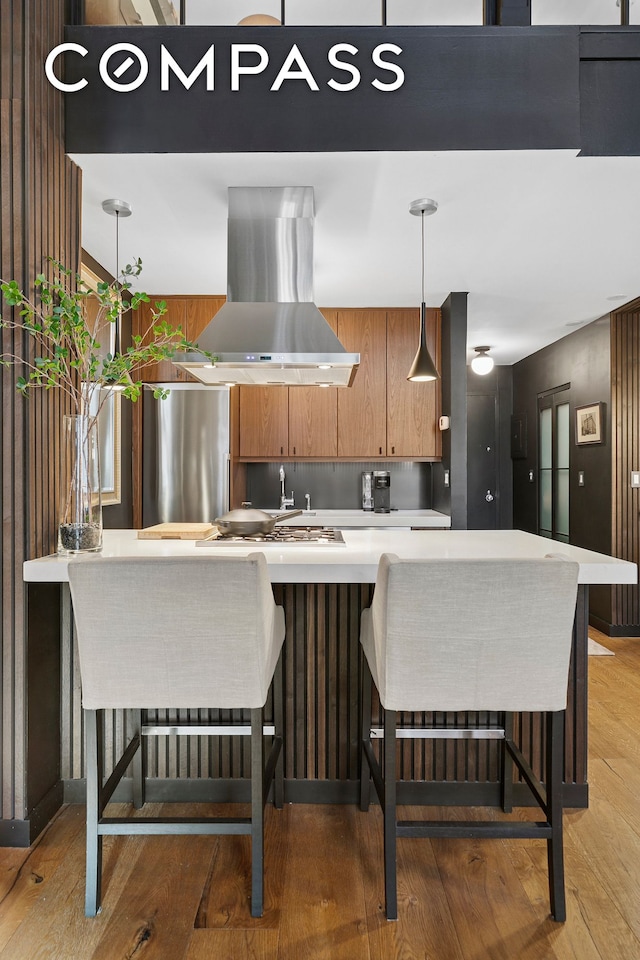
[23,528,637,586]
[265,509,450,528]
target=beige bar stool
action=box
[359,553,579,922]
[68,553,285,919]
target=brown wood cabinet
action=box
[237,306,441,460]
[387,308,441,459]
[238,387,289,458]
[135,297,442,461]
[131,295,225,383]
[133,297,187,383]
[186,296,226,342]
[238,310,339,458]
[337,309,387,457]
[287,309,338,457]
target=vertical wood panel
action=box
[611,305,640,627]
[1,0,81,824]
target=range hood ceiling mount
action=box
[172,186,359,387]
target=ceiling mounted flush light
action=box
[407,198,439,383]
[102,198,132,356]
[471,346,494,375]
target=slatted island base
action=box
[20,528,636,845]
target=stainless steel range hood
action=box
[172,186,359,387]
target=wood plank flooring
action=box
[0,628,639,959]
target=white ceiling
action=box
[73,148,640,367]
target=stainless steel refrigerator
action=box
[142,384,230,526]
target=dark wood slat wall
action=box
[0,0,81,822]
[611,304,640,628]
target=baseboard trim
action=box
[590,615,640,638]
[0,781,64,848]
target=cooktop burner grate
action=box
[197,527,345,546]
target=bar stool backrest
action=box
[368,554,579,712]
[68,554,281,710]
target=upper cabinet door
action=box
[288,387,338,457]
[185,296,226,343]
[132,298,187,383]
[337,310,387,458]
[386,309,442,458]
[288,309,338,458]
[238,386,289,458]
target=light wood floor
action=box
[1,628,639,960]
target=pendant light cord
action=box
[115,210,119,282]
[421,209,425,305]
[115,211,120,355]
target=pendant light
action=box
[237,14,281,24]
[470,345,494,375]
[102,198,132,355]
[407,198,439,382]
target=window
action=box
[387,0,483,25]
[186,0,280,24]
[183,0,484,26]
[532,0,620,25]
[85,0,179,25]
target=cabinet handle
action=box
[379,446,382,455]
[293,446,296,455]
[392,446,395,455]
[280,446,284,455]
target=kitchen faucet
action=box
[279,465,295,510]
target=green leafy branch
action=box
[0,258,210,429]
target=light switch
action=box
[578,471,585,487]
[444,469,450,488]
[631,471,640,488]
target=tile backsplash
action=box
[246,461,432,510]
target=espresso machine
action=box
[373,470,391,513]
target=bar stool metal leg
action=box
[273,654,284,810]
[130,709,145,809]
[85,709,104,917]
[383,708,398,921]
[360,656,373,812]
[251,707,264,918]
[501,711,514,813]
[547,710,566,921]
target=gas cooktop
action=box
[197,527,345,547]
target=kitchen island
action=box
[23,529,636,819]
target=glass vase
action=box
[58,414,103,555]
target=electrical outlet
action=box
[578,471,585,487]
[444,469,450,488]
[631,471,640,488]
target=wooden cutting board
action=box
[137,522,217,540]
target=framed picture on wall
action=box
[575,402,604,445]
